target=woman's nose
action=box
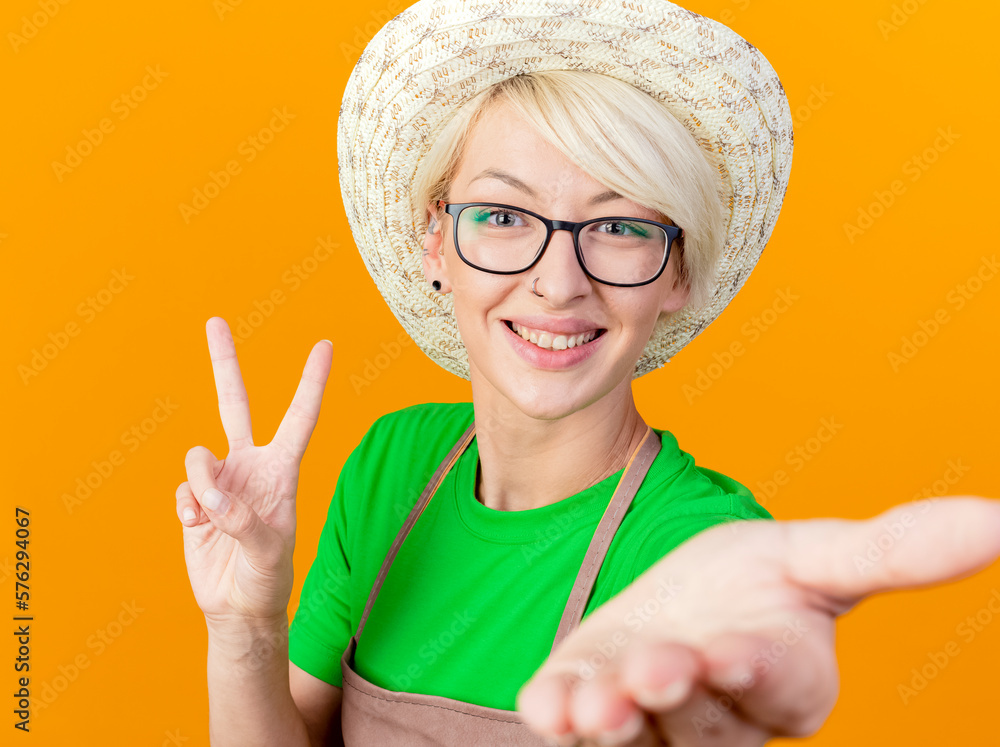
[530,229,592,304]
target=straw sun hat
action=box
[338,0,793,379]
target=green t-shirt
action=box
[288,402,771,710]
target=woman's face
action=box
[423,102,690,421]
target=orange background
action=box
[2,0,998,744]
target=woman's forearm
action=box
[206,613,310,747]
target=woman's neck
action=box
[470,380,650,512]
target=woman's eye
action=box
[598,221,648,237]
[490,210,522,227]
[470,209,522,226]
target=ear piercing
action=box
[432,280,442,291]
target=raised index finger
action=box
[206,317,254,450]
[271,339,333,459]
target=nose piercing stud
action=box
[531,277,544,297]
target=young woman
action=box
[175,1,1000,745]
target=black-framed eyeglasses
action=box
[439,201,683,288]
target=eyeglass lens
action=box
[455,205,668,285]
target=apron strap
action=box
[354,421,477,642]
[549,426,661,653]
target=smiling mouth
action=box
[503,320,606,350]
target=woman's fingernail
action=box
[182,507,196,523]
[202,488,228,513]
[597,711,644,746]
[634,678,689,710]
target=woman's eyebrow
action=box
[468,168,538,197]
[468,168,623,206]
[587,189,623,206]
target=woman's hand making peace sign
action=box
[175,317,333,626]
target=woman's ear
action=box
[660,238,690,313]
[421,201,452,293]
[660,279,690,314]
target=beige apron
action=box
[340,422,662,746]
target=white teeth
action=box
[510,322,599,350]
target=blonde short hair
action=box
[412,70,726,315]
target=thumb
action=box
[198,487,278,559]
[783,496,1000,609]
[184,446,279,560]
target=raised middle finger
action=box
[271,339,333,459]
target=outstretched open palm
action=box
[517,497,1000,746]
[175,317,333,624]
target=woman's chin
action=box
[509,394,588,423]
[474,368,623,423]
